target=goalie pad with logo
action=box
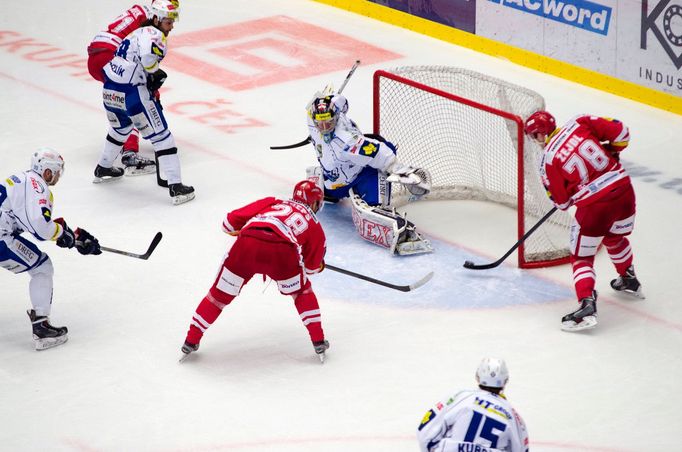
[350,195,432,256]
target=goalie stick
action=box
[326,264,433,292]
[463,207,559,270]
[270,60,361,150]
[100,232,163,260]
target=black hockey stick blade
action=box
[100,232,163,260]
[270,136,311,150]
[326,264,434,292]
[463,206,559,270]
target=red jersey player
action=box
[87,1,178,174]
[525,111,644,332]
[180,180,330,362]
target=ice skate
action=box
[169,183,195,206]
[313,340,329,363]
[93,164,124,184]
[27,309,68,351]
[561,291,598,332]
[396,224,433,256]
[121,150,156,177]
[179,341,199,363]
[610,266,645,299]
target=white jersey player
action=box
[306,90,433,255]
[0,149,102,350]
[417,358,529,452]
[95,0,195,205]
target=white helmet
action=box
[151,0,180,21]
[475,357,509,389]
[31,147,65,178]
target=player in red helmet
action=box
[180,179,330,362]
[527,110,642,332]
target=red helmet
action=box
[292,180,324,212]
[524,111,556,137]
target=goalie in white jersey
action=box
[306,89,433,255]
[417,358,529,452]
[0,149,101,350]
[95,0,195,205]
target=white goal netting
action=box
[374,66,571,267]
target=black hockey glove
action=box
[75,228,102,255]
[54,218,75,249]
[147,69,167,93]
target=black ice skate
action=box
[27,309,68,351]
[610,266,645,299]
[169,183,195,206]
[121,150,156,177]
[561,291,598,332]
[179,341,199,363]
[313,340,329,363]
[93,164,124,184]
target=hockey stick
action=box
[100,232,163,260]
[463,207,559,270]
[326,264,434,292]
[269,60,361,150]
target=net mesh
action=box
[375,66,571,267]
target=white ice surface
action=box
[1,1,681,451]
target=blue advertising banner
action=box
[368,0,476,33]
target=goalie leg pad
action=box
[350,195,433,255]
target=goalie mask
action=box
[292,179,324,213]
[524,110,556,142]
[475,357,509,389]
[310,96,337,134]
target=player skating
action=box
[525,111,643,332]
[0,149,102,350]
[180,180,329,363]
[306,88,433,255]
[94,0,195,205]
[417,357,529,452]
[87,1,174,176]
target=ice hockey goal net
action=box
[373,66,571,268]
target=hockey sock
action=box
[293,288,324,343]
[571,256,596,300]
[186,295,229,345]
[123,129,140,152]
[603,236,633,275]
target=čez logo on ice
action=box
[489,0,612,35]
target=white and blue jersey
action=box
[102,26,171,146]
[0,171,60,274]
[417,389,529,452]
[307,97,398,206]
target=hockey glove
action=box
[147,69,167,93]
[54,218,75,249]
[74,228,102,255]
[386,163,432,196]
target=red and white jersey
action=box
[89,5,151,51]
[540,115,631,210]
[0,171,64,242]
[222,197,326,275]
[417,389,529,452]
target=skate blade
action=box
[561,315,597,332]
[34,335,68,350]
[172,192,196,206]
[617,288,646,300]
[178,352,193,363]
[92,176,123,184]
[396,240,433,256]
[124,166,156,177]
[317,352,326,364]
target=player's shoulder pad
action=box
[27,172,47,195]
[418,408,437,431]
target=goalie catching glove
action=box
[386,161,432,196]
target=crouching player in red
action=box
[180,180,330,362]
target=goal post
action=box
[373,66,571,268]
